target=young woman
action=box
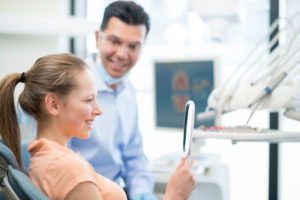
[0,53,195,200]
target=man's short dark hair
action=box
[100,1,150,36]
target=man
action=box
[69,1,156,199]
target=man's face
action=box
[95,17,147,78]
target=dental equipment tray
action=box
[193,126,300,143]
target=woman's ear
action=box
[44,93,60,116]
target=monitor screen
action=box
[154,58,217,129]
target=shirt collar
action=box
[28,138,73,155]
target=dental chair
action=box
[0,139,49,200]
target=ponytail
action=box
[0,73,24,167]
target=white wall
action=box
[0,0,70,80]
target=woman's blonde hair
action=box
[0,53,89,167]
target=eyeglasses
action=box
[100,31,143,56]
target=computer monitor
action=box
[154,58,218,129]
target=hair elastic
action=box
[20,72,25,83]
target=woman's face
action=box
[57,69,102,139]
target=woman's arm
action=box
[65,182,103,200]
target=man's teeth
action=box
[113,63,123,66]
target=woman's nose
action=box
[93,103,102,116]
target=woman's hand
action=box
[163,157,196,200]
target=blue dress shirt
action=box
[69,54,155,198]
